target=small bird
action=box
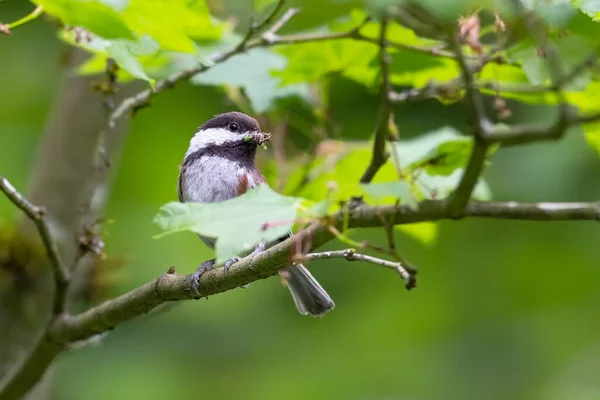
[177,111,335,317]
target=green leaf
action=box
[394,126,473,174]
[365,0,494,25]
[59,29,159,86]
[391,127,494,200]
[122,0,225,53]
[254,0,277,12]
[154,185,302,263]
[274,39,377,85]
[32,0,134,39]
[395,222,438,246]
[107,41,156,87]
[479,60,600,112]
[508,34,593,91]
[360,181,417,209]
[286,128,494,213]
[292,146,374,209]
[416,169,492,201]
[191,45,309,113]
[414,138,474,176]
[579,0,600,17]
[306,200,331,217]
[582,122,600,155]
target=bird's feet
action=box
[223,257,240,276]
[192,242,267,295]
[222,242,266,288]
[191,258,215,296]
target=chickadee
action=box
[177,111,335,317]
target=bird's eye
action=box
[228,122,239,132]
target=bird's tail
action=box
[281,264,334,317]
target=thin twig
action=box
[386,115,405,179]
[554,50,600,89]
[451,32,490,138]
[484,109,600,145]
[447,32,492,216]
[376,204,402,259]
[0,176,69,313]
[360,13,392,183]
[301,249,417,289]
[0,5,43,35]
[234,0,286,51]
[262,7,301,43]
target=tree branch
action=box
[299,249,417,289]
[0,177,70,400]
[448,32,492,216]
[106,10,479,131]
[261,7,301,42]
[0,176,69,313]
[42,198,600,345]
[360,13,392,183]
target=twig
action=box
[77,59,120,266]
[376,204,402,259]
[0,176,69,313]
[234,0,286,51]
[300,249,416,289]
[261,8,301,43]
[447,32,491,216]
[484,109,600,145]
[0,5,43,35]
[385,115,406,180]
[554,50,600,89]
[360,13,392,184]
[451,32,490,137]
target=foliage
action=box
[3,0,600,399]
[154,185,302,263]
[17,0,600,262]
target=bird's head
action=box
[186,111,271,158]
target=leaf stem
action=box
[1,6,43,34]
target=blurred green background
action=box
[2,1,600,399]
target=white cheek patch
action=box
[186,128,243,156]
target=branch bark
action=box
[41,198,600,345]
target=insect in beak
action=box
[244,131,271,150]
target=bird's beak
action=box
[251,131,271,149]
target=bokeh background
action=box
[2,0,600,399]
